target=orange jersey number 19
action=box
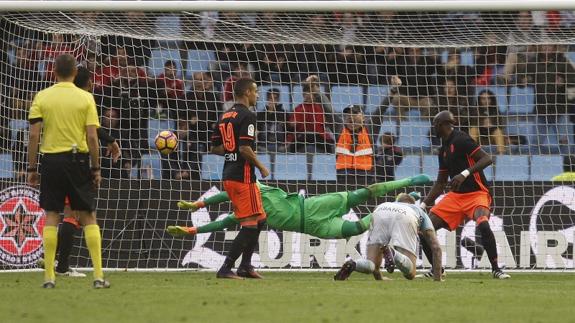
[219,123,236,152]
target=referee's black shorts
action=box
[40,152,96,212]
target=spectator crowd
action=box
[1,10,574,181]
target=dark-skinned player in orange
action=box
[419,111,510,279]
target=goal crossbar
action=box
[1,0,575,13]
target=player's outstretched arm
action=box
[422,172,448,208]
[422,229,443,281]
[177,191,231,211]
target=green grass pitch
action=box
[0,272,573,323]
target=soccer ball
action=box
[155,130,178,155]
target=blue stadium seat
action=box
[475,86,508,114]
[366,86,389,115]
[140,153,162,179]
[508,86,535,115]
[538,116,574,149]
[530,155,564,181]
[330,86,364,114]
[37,60,47,78]
[495,155,529,181]
[422,155,439,181]
[148,49,182,77]
[10,119,28,141]
[481,145,500,155]
[411,155,495,182]
[148,118,176,149]
[256,85,290,112]
[397,119,431,152]
[567,52,575,64]
[483,165,494,182]
[506,117,537,145]
[187,50,215,74]
[460,50,475,66]
[256,154,272,180]
[274,154,308,180]
[0,154,13,179]
[311,154,337,181]
[201,154,224,180]
[384,104,397,116]
[7,48,15,65]
[395,155,421,180]
[440,50,475,66]
[291,84,325,111]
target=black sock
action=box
[240,227,261,267]
[419,232,434,267]
[56,221,76,273]
[477,221,500,271]
[221,227,257,270]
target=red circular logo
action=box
[0,186,45,267]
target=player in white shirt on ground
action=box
[334,193,443,281]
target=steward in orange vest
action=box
[336,105,374,185]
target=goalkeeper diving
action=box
[167,174,431,239]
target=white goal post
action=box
[0,0,574,272]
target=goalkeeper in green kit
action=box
[167,174,431,239]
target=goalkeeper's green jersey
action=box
[257,183,352,237]
[257,183,303,233]
[199,183,356,238]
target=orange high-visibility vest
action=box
[336,127,373,171]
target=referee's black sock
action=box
[477,221,500,272]
[221,227,254,270]
[56,221,76,273]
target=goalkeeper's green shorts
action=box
[303,192,350,239]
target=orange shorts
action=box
[223,180,266,226]
[430,190,492,231]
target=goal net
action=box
[0,8,574,271]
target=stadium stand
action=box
[148,48,182,77]
[0,154,12,179]
[273,154,308,180]
[311,154,337,181]
[200,154,225,180]
[495,155,530,181]
[530,155,564,181]
[291,84,326,110]
[330,85,364,114]
[187,49,215,74]
[397,118,432,153]
[256,85,290,112]
[508,86,536,115]
[422,155,439,181]
[140,153,162,179]
[475,86,508,114]
[256,154,272,180]
[365,85,389,115]
[395,155,421,179]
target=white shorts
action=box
[367,204,419,255]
